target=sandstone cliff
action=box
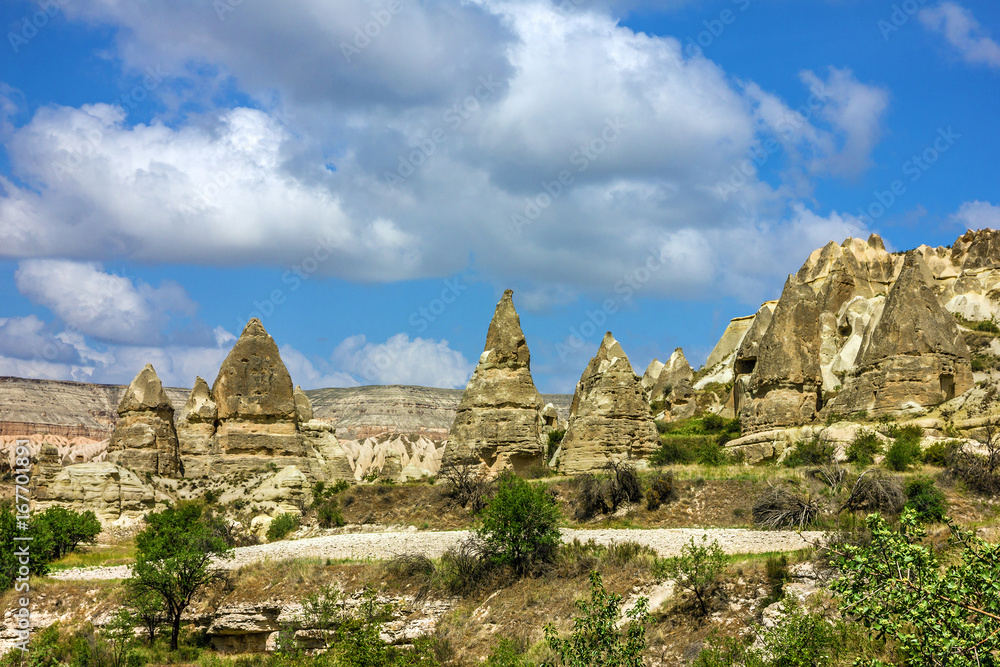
[106,364,181,477]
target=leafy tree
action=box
[543,571,650,667]
[831,508,1000,666]
[130,503,232,650]
[0,504,53,590]
[101,610,138,667]
[125,580,165,645]
[659,535,726,617]
[266,512,300,541]
[476,472,561,574]
[35,506,101,561]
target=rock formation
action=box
[106,365,181,476]
[650,348,694,404]
[293,386,313,423]
[41,462,156,522]
[640,359,665,396]
[738,276,823,434]
[828,252,973,415]
[558,332,659,474]
[176,377,218,477]
[444,290,547,473]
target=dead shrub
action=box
[645,470,677,511]
[383,553,436,579]
[572,462,645,521]
[752,487,821,530]
[946,445,1000,495]
[574,474,611,520]
[438,457,494,513]
[840,469,905,514]
[808,463,848,494]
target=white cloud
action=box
[920,3,1000,68]
[279,345,359,390]
[0,316,79,364]
[951,200,1000,230]
[14,260,198,345]
[332,333,473,388]
[0,0,890,304]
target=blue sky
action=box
[0,0,998,393]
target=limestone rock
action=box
[294,386,313,423]
[444,290,546,473]
[212,319,306,458]
[558,332,659,474]
[662,379,697,422]
[650,348,694,403]
[42,462,156,522]
[641,359,665,396]
[107,365,180,477]
[250,465,313,516]
[177,377,218,477]
[829,252,973,416]
[739,277,822,434]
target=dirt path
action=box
[50,528,823,581]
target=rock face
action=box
[829,252,973,415]
[41,462,156,522]
[445,290,546,473]
[650,348,694,403]
[558,332,659,474]
[176,377,218,477]
[293,386,313,423]
[738,277,823,434]
[107,365,180,477]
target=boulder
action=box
[42,462,156,522]
[444,290,546,474]
[107,364,181,477]
[558,332,659,474]
[250,465,313,516]
[829,252,974,416]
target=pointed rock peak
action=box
[668,348,688,365]
[867,233,885,250]
[587,332,632,374]
[181,376,217,422]
[294,385,314,423]
[644,358,664,377]
[861,251,968,362]
[190,376,211,401]
[118,364,172,414]
[241,317,268,337]
[213,316,295,420]
[482,289,531,368]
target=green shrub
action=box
[547,429,566,459]
[476,472,561,574]
[904,477,947,523]
[35,506,102,561]
[266,513,300,542]
[543,571,650,667]
[317,499,346,528]
[695,440,730,467]
[650,436,699,465]
[485,638,531,667]
[657,535,725,616]
[846,429,882,466]
[654,420,669,434]
[884,436,922,471]
[782,438,834,468]
[922,439,962,467]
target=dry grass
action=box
[48,542,136,571]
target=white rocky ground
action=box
[51,527,823,581]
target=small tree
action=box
[476,472,561,574]
[543,571,650,667]
[660,535,726,617]
[130,503,232,650]
[0,505,53,590]
[35,506,102,560]
[831,508,1000,665]
[125,580,165,645]
[102,610,137,667]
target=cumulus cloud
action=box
[14,260,198,345]
[280,345,360,390]
[0,316,79,364]
[951,200,1000,230]
[0,0,889,304]
[920,3,1000,68]
[332,333,473,388]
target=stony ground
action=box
[50,527,823,581]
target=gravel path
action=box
[50,528,824,581]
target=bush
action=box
[266,513,300,542]
[884,424,923,471]
[485,638,531,667]
[605,461,643,508]
[654,420,669,434]
[650,436,698,465]
[657,535,726,617]
[808,463,848,493]
[904,477,947,523]
[317,499,346,528]
[543,571,650,667]
[922,439,962,466]
[572,463,644,520]
[695,440,730,467]
[645,471,677,511]
[841,469,905,515]
[783,438,834,468]
[946,444,1000,495]
[476,472,561,574]
[846,429,882,466]
[438,457,494,513]
[35,506,102,561]
[751,487,820,530]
